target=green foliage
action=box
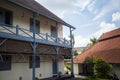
[90,37,97,45]
[84,57,112,79]
[71,34,75,47]
[84,57,94,76]
[84,57,94,63]
[94,58,112,78]
[81,48,86,53]
[73,50,78,56]
[87,37,98,47]
[35,77,39,80]
[19,76,22,80]
[65,64,71,71]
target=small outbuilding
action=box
[74,28,120,79]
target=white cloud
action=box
[93,22,118,37]
[36,0,76,18]
[112,12,120,22]
[74,36,90,47]
[36,0,93,18]
[87,0,97,14]
[74,0,92,11]
[93,0,120,21]
[63,31,90,47]
[75,22,118,47]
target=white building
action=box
[0,0,75,80]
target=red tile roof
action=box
[74,28,120,64]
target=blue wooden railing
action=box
[0,24,71,47]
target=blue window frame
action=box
[0,55,12,71]
[53,61,58,74]
[30,18,40,34]
[29,56,40,68]
[51,26,58,38]
[0,7,13,25]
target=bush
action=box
[94,58,112,78]
[84,57,94,76]
[65,64,71,71]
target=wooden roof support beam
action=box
[0,38,7,46]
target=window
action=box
[29,56,40,68]
[30,18,40,33]
[0,8,13,25]
[0,55,12,71]
[51,26,58,37]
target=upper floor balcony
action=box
[0,24,71,48]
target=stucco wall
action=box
[0,0,63,38]
[74,63,79,74]
[0,55,64,80]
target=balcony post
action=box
[70,27,74,76]
[64,38,66,45]
[55,46,60,75]
[32,12,37,80]
[16,25,19,35]
[46,33,48,41]
[56,37,58,43]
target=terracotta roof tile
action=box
[74,28,120,63]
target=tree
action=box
[73,50,78,56]
[88,37,98,47]
[84,57,94,76]
[71,34,75,47]
[81,48,86,53]
[94,58,112,78]
[84,57,112,78]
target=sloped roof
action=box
[8,0,75,29]
[74,28,120,64]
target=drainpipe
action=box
[70,27,74,76]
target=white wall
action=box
[0,0,63,38]
[74,63,79,75]
[0,55,64,80]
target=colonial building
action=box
[0,0,75,80]
[74,28,120,79]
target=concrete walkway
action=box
[75,74,86,79]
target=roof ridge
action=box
[99,34,120,42]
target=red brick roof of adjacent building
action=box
[74,28,120,64]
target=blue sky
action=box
[36,0,120,47]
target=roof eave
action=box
[8,0,75,29]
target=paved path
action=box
[41,75,85,80]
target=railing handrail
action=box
[0,25,16,35]
[0,24,71,47]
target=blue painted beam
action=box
[0,32,71,48]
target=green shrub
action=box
[65,64,71,71]
[84,57,94,76]
[35,77,39,80]
[94,58,112,78]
